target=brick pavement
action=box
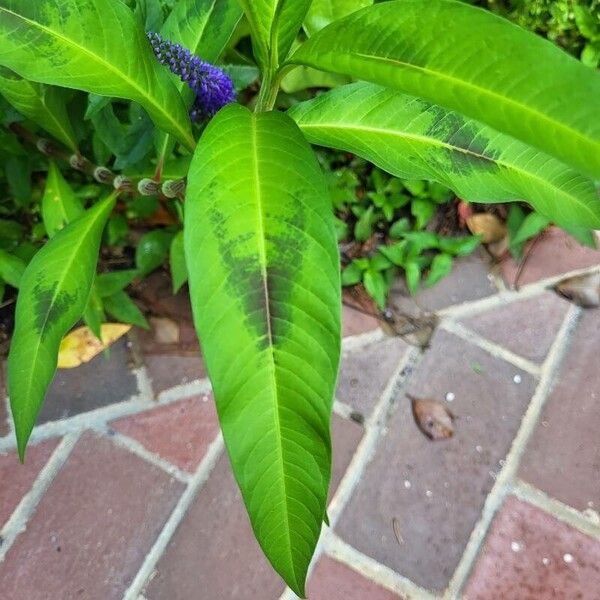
[0,239,599,599]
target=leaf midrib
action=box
[0,5,194,150]
[249,116,298,588]
[298,121,600,223]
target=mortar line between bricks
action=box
[0,378,213,454]
[439,320,542,377]
[332,399,356,420]
[0,432,80,563]
[100,428,192,484]
[438,265,600,319]
[323,533,439,600]
[122,432,225,600]
[511,479,600,540]
[444,304,582,599]
[280,345,424,600]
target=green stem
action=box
[255,68,280,113]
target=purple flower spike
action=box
[147,32,236,122]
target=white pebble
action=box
[511,541,522,553]
[513,374,522,384]
[404,480,412,489]
[425,490,433,498]
[445,392,455,402]
[563,553,574,564]
[475,445,483,453]
[542,557,550,566]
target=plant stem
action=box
[255,68,280,113]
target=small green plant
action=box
[0,0,599,595]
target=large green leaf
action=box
[289,82,600,228]
[155,0,243,163]
[0,0,194,150]
[304,0,372,35]
[239,0,311,69]
[41,162,84,237]
[8,194,116,459]
[185,104,341,596]
[0,67,77,151]
[290,0,600,179]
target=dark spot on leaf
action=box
[33,281,76,338]
[425,106,500,175]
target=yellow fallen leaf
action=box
[466,213,507,244]
[58,323,131,369]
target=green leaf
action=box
[96,269,139,298]
[405,261,421,295]
[437,235,481,257]
[341,260,363,286]
[0,248,26,287]
[380,241,407,267]
[41,162,84,237]
[363,267,387,309]
[289,82,600,228]
[104,290,149,329]
[290,1,600,178]
[562,225,598,249]
[185,104,340,596]
[389,218,410,239]
[0,218,23,250]
[354,205,375,241]
[0,0,194,150]
[511,212,550,247]
[0,67,77,150]
[83,283,104,340]
[304,0,372,35]
[506,204,526,258]
[8,193,116,459]
[169,231,188,293]
[239,0,311,68]
[136,230,173,276]
[426,253,453,287]
[411,198,436,230]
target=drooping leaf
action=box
[0,0,194,149]
[8,193,116,459]
[304,0,372,35]
[238,0,311,69]
[0,67,77,151]
[41,162,84,237]
[95,269,139,298]
[0,248,26,287]
[83,283,105,340]
[290,1,600,178]
[185,104,341,596]
[289,83,600,228]
[103,290,149,329]
[426,253,453,287]
[169,231,188,293]
[510,212,550,246]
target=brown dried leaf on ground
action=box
[410,396,455,440]
[466,213,507,244]
[58,324,131,368]
[553,272,600,308]
[381,311,438,348]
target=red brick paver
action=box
[460,293,569,363]
[463,496,600,599]
[336,329,537,592]
[307,556,403,599]
[519,310,600,511]
[0,432,184,600]
[501,227,600,287]
[111,395,220,473]
[0,439,59,528]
